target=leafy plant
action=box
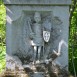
[69,0,77,76]
[0,2,6,73]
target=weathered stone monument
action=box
[4,0,71,77]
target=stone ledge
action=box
[3,0,71,5]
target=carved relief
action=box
[8,11,62,68]
[5,11,64,77]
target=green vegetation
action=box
[0,1,6,73]
[69,0,77,76]
[0,0,77,76]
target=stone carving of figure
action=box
[29,12,53,64]
[30,12,43,63]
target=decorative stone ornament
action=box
[43,31,50,42]
[4,0,71,77]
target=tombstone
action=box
[4,0,71,77]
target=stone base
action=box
[0,69,71,77]
[3,70,29,77]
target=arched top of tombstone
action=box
[3,0,71,5]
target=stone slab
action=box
[5,0,71,73]
[3,0,71,5]
[5,5,69,68]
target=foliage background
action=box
[69,0,77,76]
[0,0,77,76]
[0,0,6,72]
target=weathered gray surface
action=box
[4,0,71,5]
[4,0,71,76]
[6,5,69,68]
